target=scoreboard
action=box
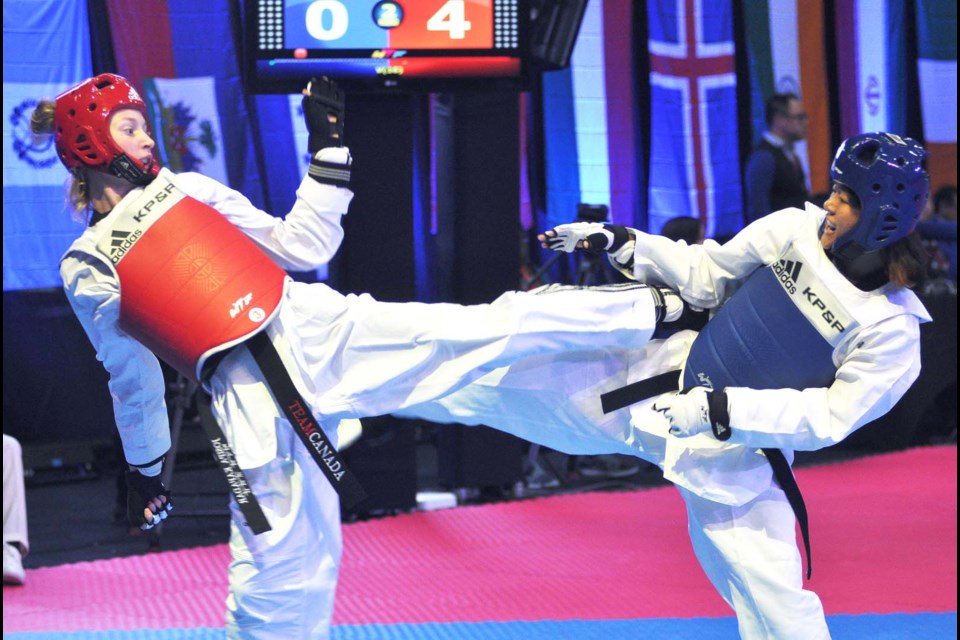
[246,0,527,93]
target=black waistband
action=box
[600,370,682,414]
[763,448,812,579]
[600,371,812,578]
[197,410,272,535]
[247,331,367,509]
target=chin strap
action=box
[109,154,158,186]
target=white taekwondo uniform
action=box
[399,204,930,639]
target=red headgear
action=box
[54,74,159,185]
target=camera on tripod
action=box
[576,203,610,224]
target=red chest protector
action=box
[95,170,286,382]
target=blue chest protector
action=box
[678,247,859,582]
[681,253,854,582]
[683,259,844,392]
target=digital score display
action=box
[246,0,526,93]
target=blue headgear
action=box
[828,133,929,257]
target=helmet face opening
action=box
[53,74,159,184]
[829,132,929,256]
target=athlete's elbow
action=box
[803,423,856,451]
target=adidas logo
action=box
[110,230,132,250]
[777,259,803,282]
[108,228,142,262]
[712,420,730,441]
[772,259,803,294]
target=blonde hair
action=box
[30,99,91,220]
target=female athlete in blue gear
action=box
[402,132,930,639]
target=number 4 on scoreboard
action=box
[427,0,472,40]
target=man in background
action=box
[744,93,810,224]
[918,185,958,284]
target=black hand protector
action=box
[302,76,346,154]
[586,224,631,255]
[125,470,173,530]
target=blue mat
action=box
[4,612,955,640]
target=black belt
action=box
[601,370,812,579]
[197,410,272,535]
[600,370,683,414]
[247,331,367,510]
[763,447,812,579]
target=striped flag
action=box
[569,0,612,213]
[916,0,957,190]
[646,0,743,240]
[540,0,643,233]
[834,0,909,138]
[603,0,642,227]
[541,66,582,234]
[743,0,832,197]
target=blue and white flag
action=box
[834,0,908,138]
[3,0,92,290]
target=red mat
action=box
[335,445,957,624]
[3,446,955,633]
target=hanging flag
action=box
[541,66,582,233]
[647,0,743,240]
[540,0,644,235]
[916,0,957,191]
[570,0,612,213]
[143,77,229,185]
[834,0,908,138]
[743,0,832,197]
[603,0,642,227]
[2,0,92,290]
[537,2,605,285]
